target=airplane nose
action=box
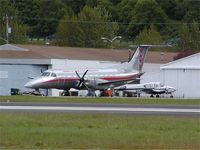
[24,81,33,88]
[171,88,176,92]
[167,87,176,92]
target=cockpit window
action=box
[51,73,57,77]
[41,72,50,76]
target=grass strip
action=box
[0,112,199,149]
[0,95,200,105]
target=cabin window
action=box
[51,73,57,77]
[41,72,50,77]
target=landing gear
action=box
[170,95,173,98]
[87,90,96,97]
[150,94,154,98]
[23,89,43,96]
[156,94,160,98]
[61,90,70,96]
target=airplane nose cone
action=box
[171,88,176,92]
[167,87,176,93]
[24,82,33,88]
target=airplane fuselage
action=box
[115,82,176,95]
[25,45,153,92]
[25,68,140,90]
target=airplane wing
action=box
[97,72,144,86]
[97,78,140,87]
[114,85,144,91]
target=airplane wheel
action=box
[87,91,96,97]
[150,95,154,98]
[62,90,70,96]
[156,95,159,98]
[170,95,173,98]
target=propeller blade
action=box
[82,70,88,79]
[77,81,83,88]
[82,82,90,90]
[75,70,89,89]
[75,71,82,80]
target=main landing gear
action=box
[61,90,70,96]
[150,94,160,98]
[87,90,96,97]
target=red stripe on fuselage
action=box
[42,73,139,84]
[45,78,79,83]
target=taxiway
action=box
[0,102,199,115]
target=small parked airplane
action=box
[115,82,176,98]
[24,45,153,96]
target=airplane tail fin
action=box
[128,45,152,72]
[112,44,171,72]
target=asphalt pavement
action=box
[1,102,200,116]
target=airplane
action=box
[114,82,176,98]
[24,45,153,96]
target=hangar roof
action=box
[0,58,51,65]
[0,44,28,51]
[161,52,200,69]
[0,44,177,64]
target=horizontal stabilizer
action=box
[129,44,172,48]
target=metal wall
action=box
[0,64,47,95]
[141,68,200,98]
[163,69,200,98]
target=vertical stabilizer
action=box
[128,45,152,72]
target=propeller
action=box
[75,70,90,90]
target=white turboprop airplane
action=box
[115,82,176,98]
[24,45,152,96]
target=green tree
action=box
[56,15,84,46]
[134,24,163,45]
[116,0,137,38]
[156,0,187,21]
[14,0,39,26]
[0,0,27,44]
[10,22,28,43]
[61,0,86,14]
[56,6,118,48]
[78,6,115,47]
[127,0,168,38]
[86,0,119,21]
[184,0,200,24]
[178,22,200,51]
[31,0,71,38]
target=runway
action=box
[0,102,200,115]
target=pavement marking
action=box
[0,106,200,113]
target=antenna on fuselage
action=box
[40,68,44,74]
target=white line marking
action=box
[0,106,200,113]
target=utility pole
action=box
[5,14,12,44]
[0,15,10,44]
[6,14,9,44]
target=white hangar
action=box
[142,53,200,98]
